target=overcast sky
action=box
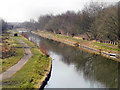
[0,0,119,22]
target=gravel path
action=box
[0,39,32,81]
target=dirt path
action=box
[0,39,32,81]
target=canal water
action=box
[26,32,119,88]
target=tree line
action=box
[21,2,119,43]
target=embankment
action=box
[2,33,52,89]
[21,33,52,89]
[31,31,120,62]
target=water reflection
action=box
[26,32,119,88]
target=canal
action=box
[26,32,119,88]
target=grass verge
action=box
[36,30,120,53]
[32,30,120,61]
[2,38,25,72]
[2,35,51,88]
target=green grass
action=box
[40,31,80,42]
[94,42,120,52]
[2,35,51,88]
[2,38,25,72]
[56,34,80,42]
[38,31,119,53]
[56,34,119,52]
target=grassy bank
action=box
[2,34,51,88]
[32,30,120,60]
[2,37,25,72]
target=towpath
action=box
[0,38,32,81]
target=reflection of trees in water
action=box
[27,32,118,88]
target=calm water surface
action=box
[26,32,119,88]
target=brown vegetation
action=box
[1,36,16,59]
[39,45,49,57]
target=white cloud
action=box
[0,0,119,22]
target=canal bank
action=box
[2,32,52,89]
[40,60,52,89]
[31,31,120,62]
[21,33,52,89]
